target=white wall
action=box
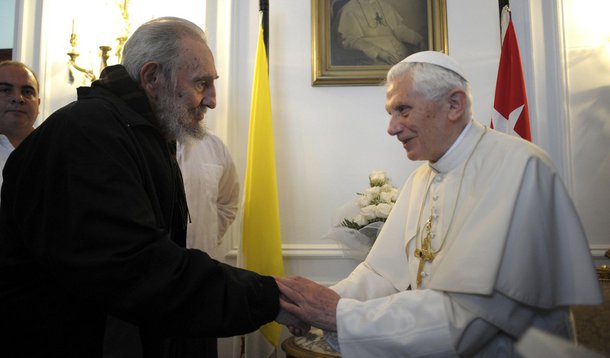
[12,0,610,284]
[0,0,16,49]
[563,0,610,254]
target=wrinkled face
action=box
[0,65,40,138]
[156,36,217,140]
[385,74,452,162]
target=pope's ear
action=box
[139,62,161,97]
[447,89,466,121]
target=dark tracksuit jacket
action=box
[0,65,279,358]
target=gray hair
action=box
[387,61,473,120]
[121,17,207,85]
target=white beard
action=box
[153,85,207,141]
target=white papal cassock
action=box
[330,120,602,357]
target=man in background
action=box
[173,102,240,358]
[177,129,239,262]
[277,51,601,357]
[0,60,39,193]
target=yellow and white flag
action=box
[240,11,285,355]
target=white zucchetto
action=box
[400,51,468,81]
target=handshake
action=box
[273,276,341,337]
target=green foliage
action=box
[341,217,386,231]
[341,218,362,230]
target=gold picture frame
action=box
[311,0,447,86]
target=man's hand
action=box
[275,277,311,336]
[275,308,310,336]
[276,276,340,332]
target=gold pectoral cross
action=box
[415,216,435,289]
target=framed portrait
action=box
[311,0,447,86]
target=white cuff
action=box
[336,289,457,357]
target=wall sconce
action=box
[67,0,131,84]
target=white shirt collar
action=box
[430,120,483,174]
[0,134,15,151]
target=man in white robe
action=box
[177,131,239,262]
[176,129,240,357]
[276,51,602,357]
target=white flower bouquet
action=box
[322,171,399,261]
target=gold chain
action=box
[415,215,435,288]
[412,127,487,289]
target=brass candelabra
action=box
[66,0,130,84]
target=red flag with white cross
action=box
[491,15,532,141]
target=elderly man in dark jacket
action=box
[0,17,291,358]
